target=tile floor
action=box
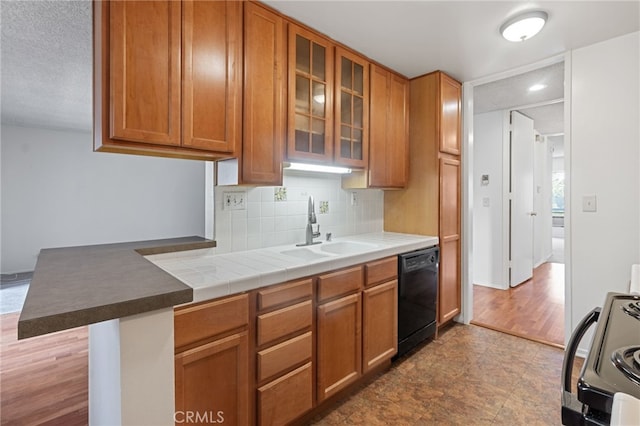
[0,272,31,314]
[312,323,581,425]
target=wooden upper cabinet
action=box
[439,73,462,155]
[95,0,242,160]
[109,1,181,146]
[242,2,286,185]
[334,48,369,168]
[287,24,334,163]
[368,65,409,188]
[181,0,241,153]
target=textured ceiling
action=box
[474,62,564,114]
[475,62,565,136]
[1,0,92,132]
[1,1,638,133]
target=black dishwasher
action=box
[396,246,439,359]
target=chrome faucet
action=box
[297,196,321,246]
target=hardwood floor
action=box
[472,262,565,347]
[0,313,88,425]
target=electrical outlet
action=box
[350,192,357,206]
[223,191,246,210]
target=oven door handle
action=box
[561,307,602,425]
[562,306,601,392]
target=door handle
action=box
[530,212,538,216]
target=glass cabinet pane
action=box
[296,76,310,114]
[353,129,363,160]
[312,82,325,117]
[311,119,325,154]
[341,92,352,124]
[312,43,325,79]
[295,114,310,152]
[354,63,364,95]
[296,35,310,74]
[341,125,351,158]
[341,57,352,89]
[353,96,363,128]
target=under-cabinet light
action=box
[284,162,352,174]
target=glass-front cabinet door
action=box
[288,25,334,163]
[334,47,369,168]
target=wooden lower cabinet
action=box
[363,280,398,372]
[257,362,313,426]
[439,238,461,323]
[174,258,401,424]
[317,292,362,401]
[175,331,249,426]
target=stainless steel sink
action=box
[319,241,377,255]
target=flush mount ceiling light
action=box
[500,11,548,42]
[284,162,352,174]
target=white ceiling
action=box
[1,0,638,133]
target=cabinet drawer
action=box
[257,300,312,347]
[365,257,397,287]
[317,265,363,302]
[257,331,312,383]
[258,362,313,426]
[174,294,248,349]
[258,278,313,312]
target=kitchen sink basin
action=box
[320,241,377,255]
[280,247,332,261]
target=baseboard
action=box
[473,282,508,290]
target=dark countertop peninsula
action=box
[18,236,215,339]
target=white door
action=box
[510,111,535,286]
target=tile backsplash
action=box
[214,172,383,253]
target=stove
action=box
[562,293,640,426]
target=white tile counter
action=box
[145,232,438,303]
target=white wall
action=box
[1,125,206,273]
[215,173,383,253]
[569,31,640,348]
[473,110,553,287]
[472,111,507,288]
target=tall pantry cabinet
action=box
[384,71,462,326]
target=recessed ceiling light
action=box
[500,11,548,42]
[529,84,547,92]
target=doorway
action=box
[466,59,567,347]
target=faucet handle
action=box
[312,224,321,238]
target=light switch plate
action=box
[223,191,246,210]
[582,195,597,212]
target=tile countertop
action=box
[146,232,439,304]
